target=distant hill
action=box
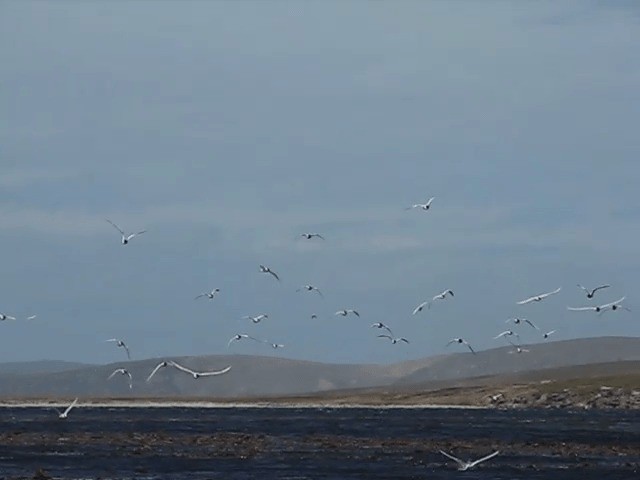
[0,337,638,399]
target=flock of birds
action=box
[5,202,632,471]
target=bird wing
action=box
[108,369,122,380]
[377,334,392,340]
[426,197,435,206]
[384,325,394,336]
[351,310,360,317]
[567,306,596,311]
[517,296,536,305]
[64,398,79,415]
[446,339,458,346]
[592,285,610,293]
[26,315,37,320]
[194,294,205,300]
[314,288,324,298]
[469,450,500,467]
[315,234,325,240]
[439,450,466,468]
[198,365,232,377]
[541,287,562,298]
[123,343,131,360]
[169,361,196,375]
[106,219,125,235]
[577,284,588,292]
[466,343,476,354]
[126,230,147,241]
[524,319,540,330]
[600,296,626,309]
[105,338,118,342]
[146,362,167,382]
[412,301,428,315]
[493,331,508,339]
[269,270,280,281]
[545,330,556,336]
[227,337,239,348]
[400,338,410,344]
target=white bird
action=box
[56,397,79,419]
[567,296,629,314]
[439,449,500,471]
[296,285,324,297]
[377,334,409,345]
[108,368,133,389]
[508,341,530,354]
[146,361,170,382]
[259,265,280,281]
[517,287,562,305]
[543,330,556,339]
[106,219,147,245]
[487,393,504,402]
[243,314,268,324]
[195,288,220,300]
[300,233,325,240]
[505,317,539,330]
[335,309,360,317]
[446,338,476,354]
[267,342,285,349]
[493,330,520,341]
[412,301,429,315]
[106,338,131,360]
[169,361,231,379]
[428,289,454,308]
[370,322,393,335]
[0,313,16,321]
[577,283,610,299]
[227,333,262,348]
[405,197,435,211]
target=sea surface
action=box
[0,405,638,479]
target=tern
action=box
[405,197,435,211]
[108,368,133,389]
[428,290,454,309]
[439,449,500,471]
[505,317,539,330]
[335,309,360,317]
[567,296,629,314]
[0,313,16,321]
[56,397,79,419]
[447,338,476,354]
[106,219,147,245]
[259,265,280,281]
[243,314,268,323]
[267,342,285,349]
[146,361,170,382]
[493,330,520,341]
[300,233,325,240]
[370,322,393,335]
[296,285,324,297]
[508,341,530,354]
[169,361,231,379]
[577,284,610,299]
[227,333,262,348]
[106,338,131,360]
[517,287,562,305]
[377,334,409,345]
[195,288,220,300]
[543,330,556,339]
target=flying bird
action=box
[259,265,280,281]
[567,296,629,314]
[267,342,285,349]
[108,368,133,389]
[310,314,318,319]
[517,287,562,305]
[169,361,231,379]
[335,309,360,317]
[405,197,435,211]
[505,317,539,330]
[195,288,220,300]
[300,233,325,240]
[146,361,170,382]
[106,219,147,245]
[0,313,16,321]
[106,338,131,360]
[227,333,262,348]
[439,449,500,471]
[543,330,556,339]
[508,341,530,354]
[447,338,476,354]
[243,314,268,323]
[493,330,520,341]
[370,322,393,335]
[577,284,610,299]
[428,289,454,309]
[296,285,324,297]
[377,334,409,345]
[56,397,79,419]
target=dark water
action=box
[0,406,639,479]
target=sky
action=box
[1,0,639,365]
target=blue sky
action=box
[1,0,639,365]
